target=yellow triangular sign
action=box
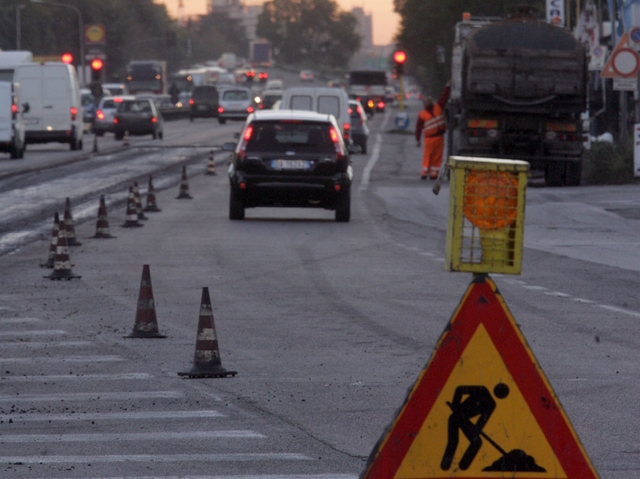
[361,275,600,479]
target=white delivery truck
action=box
[14,62,84,150]
[0,81,26,159]
[0,51,33,82]
[280,87,351,140]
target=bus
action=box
[125,60,167,95]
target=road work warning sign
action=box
[361,275,600,479]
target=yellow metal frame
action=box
[445,156,529,274]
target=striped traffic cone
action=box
[90,195,116,239]
[144,175,161,212]
[63,197,82,246]
[206,149,216,175]
[133,182,148,220]
[44,217,81,280]
[176,165,193,199]
[126,264,166,338]
[40,212,60,268]
[122,187,144,227]
[123,130,130,147]
[178,287,236,378]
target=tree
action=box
[257,0,360,69]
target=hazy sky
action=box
[159,0,400,46]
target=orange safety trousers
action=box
[420,104,446,178]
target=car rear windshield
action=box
[192,87,218,101]
[119,100,152,113]
[318,96,340,118]
[223,90,249,101]
[102,100,117,109]
[246,121,335,154]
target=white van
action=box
[280,87,351,140]
[14,62,84,150]
[0,81,25,159]
[0,51,33,82]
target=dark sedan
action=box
[113,98,164,140]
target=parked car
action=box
[225,109,358,222]
[258,90,282,110]
[348,99,369,154]
[264,79,284,91]
[113,98,163,140]
[93,95,134,136]
[190,85,219,121]
[299,70,314,82]
[217,87,254,124]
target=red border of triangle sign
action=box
[601,31,640,78]
[361,275,600,479]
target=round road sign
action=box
[612,48,640,77]
[631,27,640,44]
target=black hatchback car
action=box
[226,110,356,222]
[113,98,163,140]
[189,85,219,121]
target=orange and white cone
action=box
[64,197,81,246]
[206,149,216,175]
[133,182,148,220]
[144,174,161,212]
[176,165,193,199]
[178,287,236,378]
[40,212,60,268]
[126,264,166,338]
[90,195,116,238]
[122,187,144,228]
[44,217,81,280]
[123,130,130,147]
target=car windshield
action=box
[120,100,152,113]
[193,87,217,101]
[318,96,339,118]
[246,121,335,154]
[223,90,249,101]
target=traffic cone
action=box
[206,149,216,175]
[121,187,144,227]
[63,197,82,246]
[133,182,148,220]
[40,212,60,268]
[123,130,130,147]
[144,174,161,212]
[178,287,236,378]
[44,217,81,280]
[90,195,115,239]
[176,165,193,199]
[93,135,98,153]
[125,264,166,338]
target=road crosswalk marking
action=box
[0,355,123,363]
[0,317,42,324]
[0,372,152,382]
[0,430,264,442]
[0,453,312,464]
[0,390,183,402]
[0,329,66,337]
[0,410,225,422]
[0,340,92,348]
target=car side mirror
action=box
[348,143,362,155]
[222,142,237,151]
[233,132,241,140]
[22,102,30,114]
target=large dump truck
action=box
[348,71,388,115]
[250,41,272,67]
[447,12,588,186]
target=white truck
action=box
[0,51,33,82]
[0,81,25,159]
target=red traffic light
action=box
[90,58,104,71]
[393,51,407,64]
[61,53,73,64]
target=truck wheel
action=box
[70,138,78,151]
[544,162,564,187]
[335,188,351,222]
[564,161,582,186]
[229,188,245,220]
[219,118,227,125]
[9,145,20,159]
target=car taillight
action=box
[247,106,254,113]
[343,123,350,140]
[329,126,345,159]
[151,116,157,123]
[70,107,77,121]
[348,108,353,114]
[377,101,385,109]
[113,118,119,124]
[218,107,224,113]
[237,124,253,160]
[189,99,194,105]
[11,103,17,119]
[367,99,374,108]
[96,110,105,120]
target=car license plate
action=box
[271,159,310,170]
[197,105,207,110]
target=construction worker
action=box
[416,81,451,179]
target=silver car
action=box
[217,87,254,124]
[92,95,134,136]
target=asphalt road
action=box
[0,95,638,479]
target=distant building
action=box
[352,7,373,49]
[208,0,263,41]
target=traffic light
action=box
[61,53,73,64]
[90,58,104,82]
[393,50,407,76]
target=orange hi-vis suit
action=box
[416,85,451,179]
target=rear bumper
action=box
[25,130,76,144]
[219,111,250,121]
[191,106,218,118]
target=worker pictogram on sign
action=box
[601,32,640,78]
[361,275,600,479]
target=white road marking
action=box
[0,373,151,382]
[0,329,66,337]
[543,291,571,298]
[0,341,92,348]
[522,285,548,291]
[0,355,123,363]
[0,431,264,443]
[0,317,42,324]
[0,453,312,464]
[598,304,640,318]
[359,133,382,191]
[572,298,596,304]
[1,410,225,422]
[0,391,183,402]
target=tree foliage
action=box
[395,0,544,94]
[257,0,360,69]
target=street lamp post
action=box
[30,0,85,86]
[16,4,26,50]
